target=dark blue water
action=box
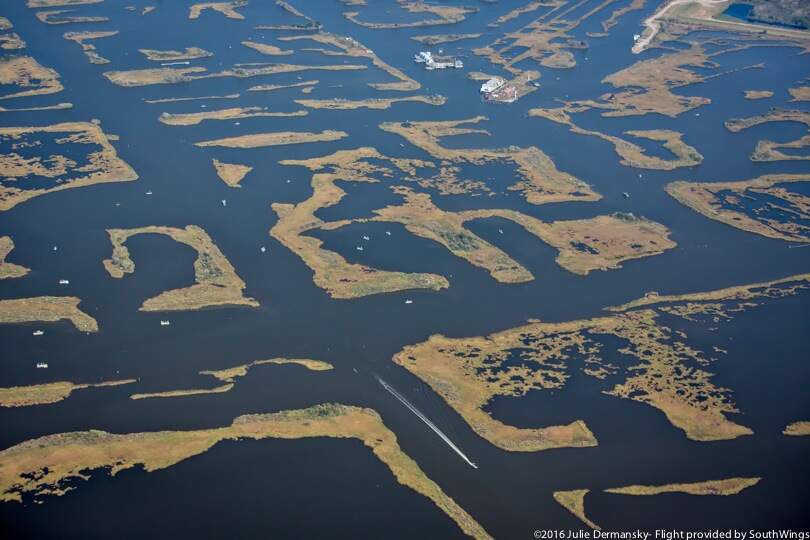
[1,0,810,537]
[723,3,754,22]
[722,3,808,30]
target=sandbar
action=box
[0,296,98,331]
[212,159,252,188]
[103,225,258,311]
[0,379,135,407]
[0,403,492,540]
[0,237,29,279]
[0,121,138,211]
[196,130,346,148]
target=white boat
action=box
[356,246,364,251]
[405,300,413,304]
[58,279,69,285]
[160,320,171,326]
[36,362,48,369]
[33,330,44,336]
[362,235,370,241]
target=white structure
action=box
[414,51,433,63]
[480,78,504,94]
[416,51,463,70]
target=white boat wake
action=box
[376,375,478,469]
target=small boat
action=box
[405,300,413,304]
[623,192,630,198]
[362,235,370,241]
[160,320,171,326]
[145,191,153,195]
[356,246,364,251]
[58,279,69,285]
[36,362,48,369]
[33,330,44,336]
[260,246,266,253]
[221,199,227,207]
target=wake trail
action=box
[375,375,478,469]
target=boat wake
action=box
[376,375,478,469]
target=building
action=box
[480,77,504,94]
[415,51,463,70]
[487,85,518,103]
